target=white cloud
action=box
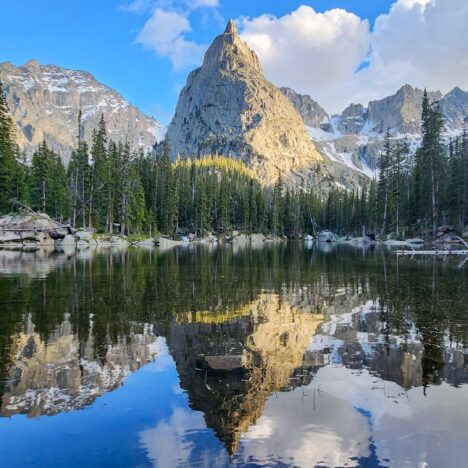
[131,0,468,112]
[136,8,205,69]
[358,0,468,102]
[130,0,220,69]
[239,6,371,113]
[239,0,468,113]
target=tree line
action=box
[0,81,467,238]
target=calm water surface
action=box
[0,244,467,467]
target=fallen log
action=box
[396,250,468,256]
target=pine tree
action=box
[30,142,51,213]
[388,139,409,238]
[377,130,391,235]
[0,80,17,213]
[29,142,71,220]
[68,140,90,227]
[13,149,30,206]
[414,90,446,236]
[89,114,108,229]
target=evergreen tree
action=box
[89,114,108,229]
[30,142,71,220]
[0,80,17,213]
[413,90,446,236]
[68,140,90,227]
[377,130,391,235]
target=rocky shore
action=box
[0,213,287,252]
[0,213,130,251]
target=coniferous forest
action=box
[0,82,467,239]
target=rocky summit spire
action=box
[166,19,324,188]
[224,18,238,35]
[201,18,262,73]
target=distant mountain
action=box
[285,84,468,173]
[0,60,164,162]
[439,87,468,131]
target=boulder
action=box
[437,225,455,236]
[76,230,93,242]
[232,234,249,245]
[384,240,408,247]
[0,213,72,247]
[205,355,245,371]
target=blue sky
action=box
[1,1,466,122]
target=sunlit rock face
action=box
[168,293,323,454]
[1,315,160,418]
[0,60,163,163]
[166,20,329,189]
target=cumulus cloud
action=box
[240,6,371,113]
[136,8,205,69]
[129,0,220,69]
[358,0,468,101]
[131,0,468,111]
[239,0,468,113]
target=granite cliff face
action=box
[439,87,468,131]
[166,20,326,187]
[337,103,367,135]
[0,60,163,163]
[366,85,442,135]
[280,87,330,130]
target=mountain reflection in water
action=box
[0,244,467,467]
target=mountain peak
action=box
[201,18,262,74]
[225,19,238,35]
[24,59,41,71]
[166,19,325,189]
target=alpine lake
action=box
[0,242,467,467]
